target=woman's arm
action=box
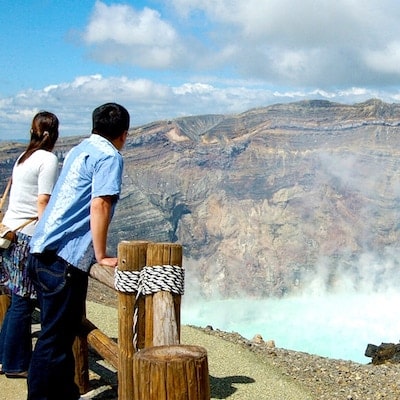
[37,193,51,219]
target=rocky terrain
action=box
[200,326,400,400]
[2,98,400,298]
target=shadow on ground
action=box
[210,375,256,399]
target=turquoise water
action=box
[181,291,400,363]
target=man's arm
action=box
[90,195,118,267]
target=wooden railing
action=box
[0,240,210,400]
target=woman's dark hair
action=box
[18,111,59,165]
[91,103,130,140]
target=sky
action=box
[1,0,400,140]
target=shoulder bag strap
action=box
[0,178,12,211]
[13,217,38,233]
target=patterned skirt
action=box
[0,232,36,299]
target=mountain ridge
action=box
[1,98,400,297]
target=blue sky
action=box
[1,0,400,140]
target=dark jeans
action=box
[0,293,35,373]
[27,252,88,400]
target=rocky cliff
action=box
[2,99,400,298]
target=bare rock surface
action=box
[2,99,400,298]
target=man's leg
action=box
[27,254,88,400]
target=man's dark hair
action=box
[92,103,130,140]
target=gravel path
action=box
[181,325,313,400]
[1,301,312,400]
[83,302,314,399]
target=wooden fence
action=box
[0,240,210,400]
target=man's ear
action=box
[113,130,128,150]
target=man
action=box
[27,103,130,400]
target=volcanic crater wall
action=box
[1,99,400,297]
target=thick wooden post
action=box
[118,241,148,400]
[73,335,90,394]
[146,243,183,347]
[70,240,183,399]
[74,304,90,395]
[133,345,210,400]
[0,292,10,328]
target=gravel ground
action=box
[198,327,400,400]
[2,280,400,400]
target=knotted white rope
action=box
[114,265,185,350]
[114,265,185,295]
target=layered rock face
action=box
[1,99,400,298]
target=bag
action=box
[0,178,11,222]
[0,218,38,249]
[0,179,12,248]
[0,222,15,249]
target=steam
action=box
[182,291,400,363]
[177,138,400,363]
[182,251,400,363]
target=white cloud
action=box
[173,83,214,95]
[364,41,400,74]
[83,1,181,68]
[85,3,176,46]
[171,0,398,45]
[80,0,400,87]
[3,2,400,143]
[1,74,400,141]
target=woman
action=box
[0,111,59,378]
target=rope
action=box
[114,264,185,351]
[114,265,185,295]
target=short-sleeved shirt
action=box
[29,134,123,272]
[2,149,59,236]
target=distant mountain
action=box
[0,139,28,143]
[2,99,400,297]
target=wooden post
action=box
[74,304,90,395]
[133,345,210,400]
[146,243,183,347]
[117,241,148,400]
[70,240,183,399]
[0,291,10,328]
[73,335,90,395]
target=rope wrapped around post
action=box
[114,264,184,350]
[115,241,184,400]
[114,264,185,295]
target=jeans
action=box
[27,252,88,400]
[0,293,35,373]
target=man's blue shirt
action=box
[30,134,123,272]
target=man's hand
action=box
[98,257,118,267]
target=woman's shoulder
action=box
[32,149,58,162]
[35,149,57,157]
